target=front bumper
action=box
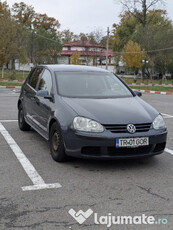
[62,128,167,159]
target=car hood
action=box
[62,96,158,124]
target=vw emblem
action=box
[127,124,136,134]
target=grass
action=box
[0,82,23,87]
[131,86,173,93]
[121,77,173,85]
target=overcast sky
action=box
[6,0,173,35]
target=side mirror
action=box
[134,90,142,97]
[36,90,52,100]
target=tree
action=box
[33,13,60,32]
[122,41,146,70]
[57,30,78,45]
[0,1,26,68]
[111,9,173,78]
[150,28,173,78]
[79,33,88,42]
[88,29,103,44]
[100,36,107,47]
[111,12,139,72]
[70,52,81,65]
[119,0,165,28]
[12,2,36,63]
[33,13,61,64]
[12,2,35,28]
[112,13,138,52]
[58,29,78,44]
[77,29,104,46]
[33,28,61,64]
[12,2,62,64]
[133,10,173,78]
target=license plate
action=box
[116,137,149,148]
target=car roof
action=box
[39,64,110,73]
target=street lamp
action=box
[141,59,149,81]
[142,59,149,64]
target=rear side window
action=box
[38,69,52,95]
[29,68,43,89]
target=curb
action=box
[129,84,173,87]
[133,89,173,96]
[0,86,21,89]
[0,80,24,83]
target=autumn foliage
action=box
[122,41,146,69]
[70,52,82,65]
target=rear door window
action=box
[29,68,44,90]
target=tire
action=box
[49,122,68,162]
[18,104,30,131]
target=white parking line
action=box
[0,120,18,123]
[0,122,62,191]
[165,148,173,155]
[161,113,173,119]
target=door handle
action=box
[30,95,40,103]
[30,96,37,102]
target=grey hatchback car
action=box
[18,65,167,162]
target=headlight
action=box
[73,117,104,132]
[153,114,166,130]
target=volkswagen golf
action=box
[18,65,167,162]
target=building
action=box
[58,41,114,66]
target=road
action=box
[0,88,172,230]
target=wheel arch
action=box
[48,117,61,139]
[17,99,22,109]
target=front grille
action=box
[108,145,153,156]
[103,123,152,133]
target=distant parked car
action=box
[18,65,167,162]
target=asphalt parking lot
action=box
[0,88,173,230]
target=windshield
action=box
[55,72,133,98]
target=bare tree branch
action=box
[118,0,165,27]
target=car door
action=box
[23,67,44,126]
[33,68,53,134]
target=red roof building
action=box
[58,41,114,66]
